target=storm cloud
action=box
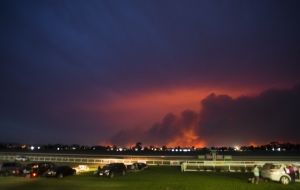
[110,85,300,146]
[110,110,202,147]
[199,85,300,146]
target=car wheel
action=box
[280,176,290,185]
[109,172,114,178]
[58,173,64,178]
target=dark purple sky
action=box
[1,0,300,146]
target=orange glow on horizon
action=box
[249,141,258,147]
[89,86,264,128]
[167,129,205,148]
[91,85,270,147]
[100,86,260,113]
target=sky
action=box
[1,0,300,147]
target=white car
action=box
[261,163,291,185]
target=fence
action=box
[0,152,182,166]
[1,152,300,172]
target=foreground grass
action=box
[0,167,299,190]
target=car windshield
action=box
[102,165,112,170]
[263,164,281,170]
[40,163,53,168]
[270,165,281,169]
[262,164,273,170]
[25,164,37,170]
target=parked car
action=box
[46,166,76,178]
[23,162,55,177]
[0,162,23,176]
[127,162,148,171]
[73,165,89,174]
[261,163,292,184]
[96,163,126,178]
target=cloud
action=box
[110,110,204,147]
[199,84,300,146]
[109,109,205,147]
[110,84,300,147]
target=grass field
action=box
[0,167,299,190]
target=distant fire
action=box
[249,142,258,147]
[167,129,205,148]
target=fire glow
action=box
[167,129,205,148]
[98,85,271,147]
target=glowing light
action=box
[234,146,240,151]
[30,146,35,151]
